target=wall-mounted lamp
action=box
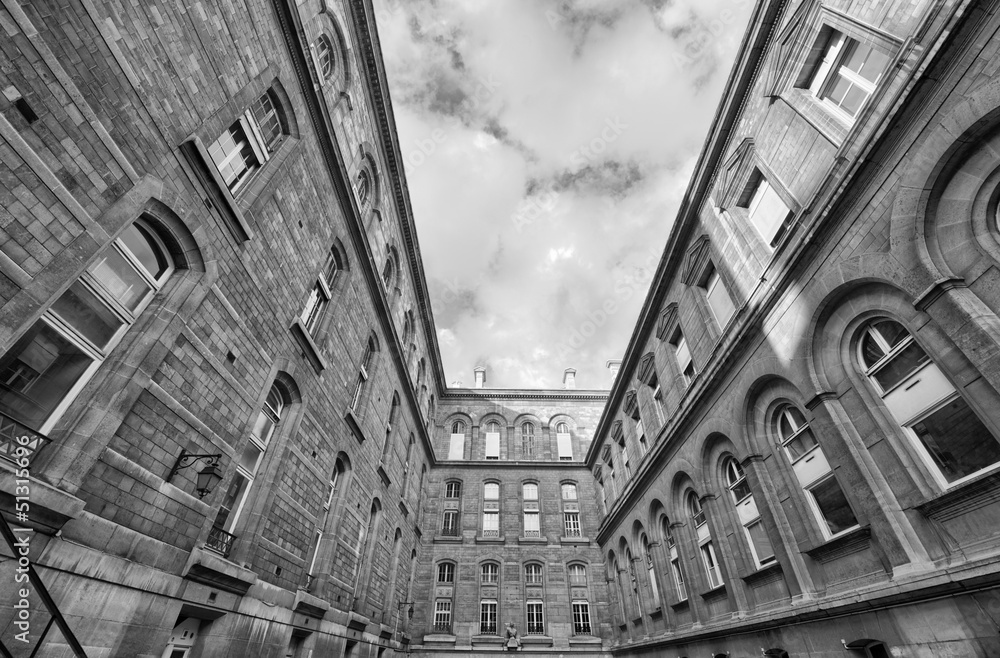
[167,450,223,499]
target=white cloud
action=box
[375,0,754,389]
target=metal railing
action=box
[441,524,460,536]
[527,623,545,635]
[432,622,452,634]
[0,411,52,466]
[205,525,237,557]
[523,529,540,538]
[480,623,497,635]
[482,528,499,538]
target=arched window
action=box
[859,318,1000,486]
[775,403,859,539]
[356,169,372,208]
[315,34,335,79]
[556,421,573,460]
[724,456,775,568]
[212,383,286,555]
[449,420,466,460]
[445,480,462,498]
[482,481,500,537]
[562,483,581,537]
[688,492,723,589]
[568,563,587,585]
[1,220,174,433]
[208,88,287,192]
[662,517,686,601]
[300,245,343,335]
[521,422,535,457]
[525,563,543,584]
[480,562,499,583]
[434,561,455,633]
[523,482,539,537]
[485,420,501,460]
[641,533,660,609]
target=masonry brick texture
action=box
[4,0,1000,657]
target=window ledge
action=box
[521,635,553,646]
[398,500,410,517]
[740,559,784,587]
[649,606,664,620]
[293,588,329,619]
[0,461,85,535]
[179,137,254,242]
[568,635,601,646]
[669,598,690,612]
[699,583,727,601]
[344,409,366,443]
[433,534,463,543]
[376,463,391,487]
[518,535,548,544]
[182,546,258,596]
[804,525,871,563]
[475,535,505,543]
[916,469,1000,522]
[560,535,590,545]
[289,318,328,373]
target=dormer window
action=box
[808,29,889,122]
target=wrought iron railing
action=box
[441,524,460,536]
[482,528,499,538]
[0,411,52,466]
[564,525,582,537]
[572,622,592,635]
[527,623,545,635]
[432,622,452,634]
[480,623,497,635]
[523,529,540,538]
[206,525,236,557]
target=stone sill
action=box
[344,409,366,443]
[804,525,870,563]
[916,468,1000,521]
[741,559,783,586]
[293,588,329,618]
[568,635,602,646]
[560,536,590,545]
[0,460,85,534]
[289,318,328,373]
[700,583,727,601]
[182,546,257,595]
[476,535,505,543]
[669,598,690,611]
[433,534,463,543]
[521,635,553,647]
[518,536,548,544]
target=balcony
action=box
[433,622,452,634]
[205,525,236,557]
[441,525,460,537]
[0,411,52,466]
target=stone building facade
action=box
[4,0,1000,657]
[588,0,1000,656]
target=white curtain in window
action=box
[557,432,573,459]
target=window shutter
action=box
[557,432,573,459]
[485,432,500,459]
[449,434,465,460]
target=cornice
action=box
[346,0,449,396]
[441,388,610,403]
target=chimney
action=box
[474,366,486,389]
[606,359,622,381]
[563,368,577,390]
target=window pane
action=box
[484,483,499,499]
[872,341,928,391]
[911,396,1000,483]
[749,181,790,244]
[215,472,249,531]
[784,427,819,461]
[50,281,125,349]
[707,273,736,326]
[523,483,538,500]
[524,512,539,535]
[250,91,282,151]
[730,478,752,502]
[809,476,858,536]
[238,441,263,474]
[0,321,95,427]
[746,519,775,564]
[562,483,577,500]
[119,224,169,280]
[674,337,691,370]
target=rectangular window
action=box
[700,541,723,589]
[636,419,647,454]
[434,600,452,632]
[523,512,540,537]
[671,330,694,386]
[448,432,465,460]
[571,601,592,635]
[442,510,459,536]
[480,600,497,635]
[809,30,889,120]
[564,512,581,537]
[526,601,544,635]
[670,551,687,601]
[807,474,859,537]
[485,430,500,459]
[482,512,499,537]
[745,172,790,247]
[557,431,573,460]
[702,264,736,328]
[745,518,775,567]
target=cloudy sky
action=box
[373,0,755,389]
